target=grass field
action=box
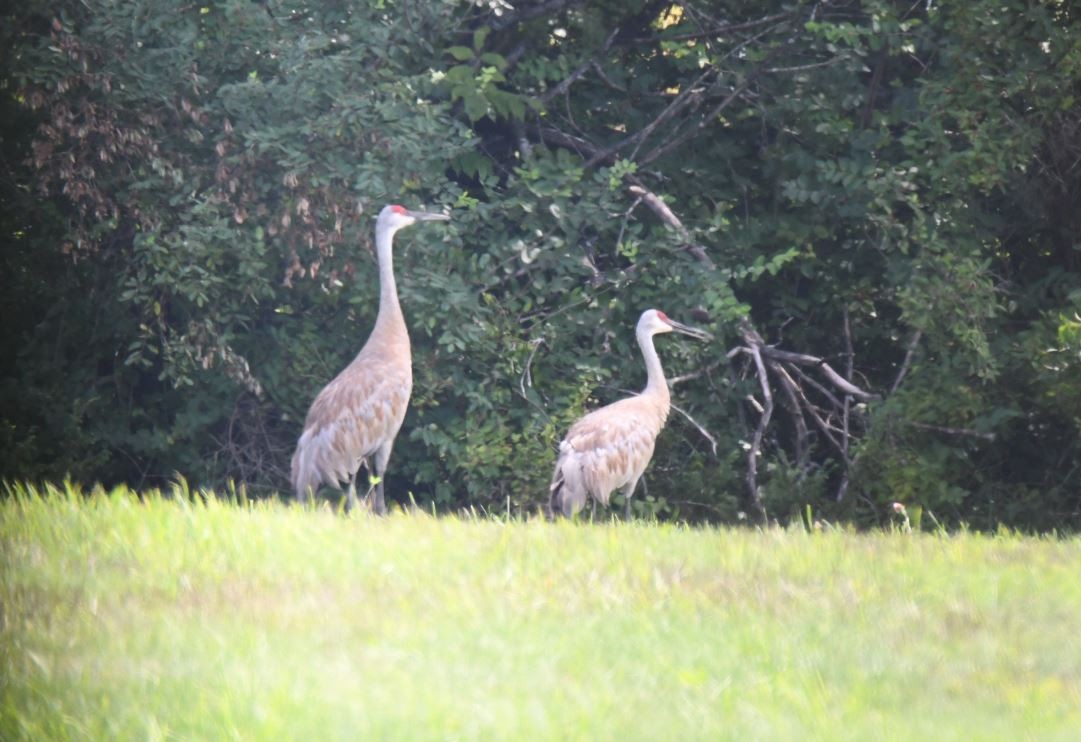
[2,483,1080,740]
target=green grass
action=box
[2,483,1080,740]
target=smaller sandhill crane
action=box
[291,204,449,513]
[549,309,712,518]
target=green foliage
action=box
[3,0,1081,528]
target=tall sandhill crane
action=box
[549,309,712,518]
[291,204,449,513]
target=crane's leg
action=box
[621,479,638,522]
[344,468,361,513]
[371,442,394,515]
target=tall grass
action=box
[2,482,1080,739]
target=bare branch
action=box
[491,0,586,32]
[768,360,809,472]
[843,306,854,380]
[626,10,795,44]
[744,333,772,524]
[669,402,718,456]
[840,307,854,499]
[626,184,714,267]
[638,74,756,167]
[537,126,600,159]
[669,360,723,386]
[539,28,620,105]
[585,67,715,168]
[765,57,845,74]
[785,361,845,410]
[759,346,878,400]
[590,61,626,92]
[909,422,996,442]
[890,328,923,394]
[776,362,847,455]
[519,338,544,398]
[638,13,806,167]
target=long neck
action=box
[638,326,670,403]
[373,223,405,332]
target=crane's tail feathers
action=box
[291,434,321,503]
[548,473,564,520]
[549,461,588,518]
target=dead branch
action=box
[586,67,715,168]
[638,14,805,167]
[626,184,714,267]
[890,328,923,394]
[669,402,719,456]
[840,307,854,499]
[491,0,586,32]
[769,360,810,473]
[540,28,620,104]
[626,10,796,44]
[758,346,877,401]
[785,361,845,410]
[637,75,757,167]
[743,330,772,524]
[909,422,996,442]
[776,361,847,455]
[731,345,877,403]
[669,360,724,387]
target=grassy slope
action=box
[2,485,1080,740]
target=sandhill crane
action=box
[291,204,449,513]
[549,309,712,518]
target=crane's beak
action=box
[406,209,450,222]
[669,319,713,342]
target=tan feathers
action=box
[551,393,669,514]
[549,309,711,518]
[289,204,449,509]
[291,318,411,499]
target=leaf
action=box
[473,27,490,52]
[479,52,507,70]
[463,91,489,122]
[447,46,474,61]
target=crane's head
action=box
[639,309,713,341]
[377,203,451,233]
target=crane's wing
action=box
[552,397,664,511]
[291,357,412,495]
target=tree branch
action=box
[669,401,718,456]
[909,422,996,442]
[758,346,878,400]
[625,10,795,44]
[585,67,715,168]
[539,28,620,105]
[768,360,810,473]
[491,0,586,32]
[890,328,923,394]
[742,325,771,524]
[626,184,714,268]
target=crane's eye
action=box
[656,310,670,324]
[390,205,407,215]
